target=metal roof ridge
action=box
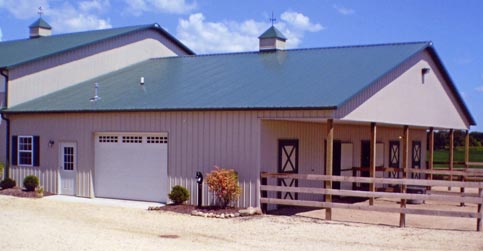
[148,41,433,61]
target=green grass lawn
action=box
[432,146,483,168]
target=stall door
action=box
[277,139,298,200]
[389,141,400,178]
[412,141,422,179]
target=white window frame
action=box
[18,136,33,167]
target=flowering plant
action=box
[206,165,241,208]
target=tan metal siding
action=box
[9,110,263,207]
[9,110,428,207]
[337,51,470,130]
[8,29,189,107]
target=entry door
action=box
[59,142,76,195]
[325,140,342,189]
[412,141,422,179]
[278,139,298,200]
[360,141,371,191]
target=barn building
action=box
[0,18,475,207]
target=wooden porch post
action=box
[462,130,470,206]
[369,122,376,205]
[428,128,434,191]
[325,119,334,220]
[449,129,454,190]
[400,125,409,228]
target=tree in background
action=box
[431,130,483,149]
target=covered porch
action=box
[259,117,482,230]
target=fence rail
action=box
[260,171,483,231]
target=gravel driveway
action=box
[0,195,482,251]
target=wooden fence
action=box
[260,171,483,231]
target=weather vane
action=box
[270,11,276,26]
[38,6,43,17]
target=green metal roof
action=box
[8,42,439,114]
[258,26,287,41]
[0,23,194,68]
[29,17,52,29]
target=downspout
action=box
[1,68,10,179]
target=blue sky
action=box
[0,0,482,131]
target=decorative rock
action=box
[238,209,250,216]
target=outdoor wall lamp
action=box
[196,171,203,208]
[48,140,55,148]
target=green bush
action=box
[0,178,16,189]
[168,185,190,204]
[23,175,39,192]
[0,162,4,179]
[206,165,241,208]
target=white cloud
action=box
[123,0,196,16]
[48,2,111,32]
[0,27,2,41]
[476,86,483,92]
[0,0,50,19]
[176,11,324,54]
[280,11,323,32]
[333,4,355,15]
[0,0,111,34]
[79,0,110,12]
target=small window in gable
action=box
[12,135,40,167]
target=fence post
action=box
[400,125,409,228]
[325,119,334,220]
[261,173,267,214]
[369,122,376,205]
[427,127,434,191]
[477,188,482,232]
[461,130,469,207]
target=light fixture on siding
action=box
[89,82,101,102]
[48,140,54,148]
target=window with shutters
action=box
[18,136,33,166]
[12,135,39,167]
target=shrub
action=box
[23,175,39,192]
[168,185,190,204]
[36,186,44,198]
[0,178,16,190]
[206,165,241,208]
[0,162,4,179]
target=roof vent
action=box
[29,17,52,38]
[89,83,101,102]
[258,26,287,51]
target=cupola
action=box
[29,17,52,38]
[258,25,287,51]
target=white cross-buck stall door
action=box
[94,133,168,202]
[59,142,77,195]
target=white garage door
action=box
[94,133,168,202]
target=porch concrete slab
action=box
[44,195,164,209]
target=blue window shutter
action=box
[11,135,17,166]
[33,136,40,167]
